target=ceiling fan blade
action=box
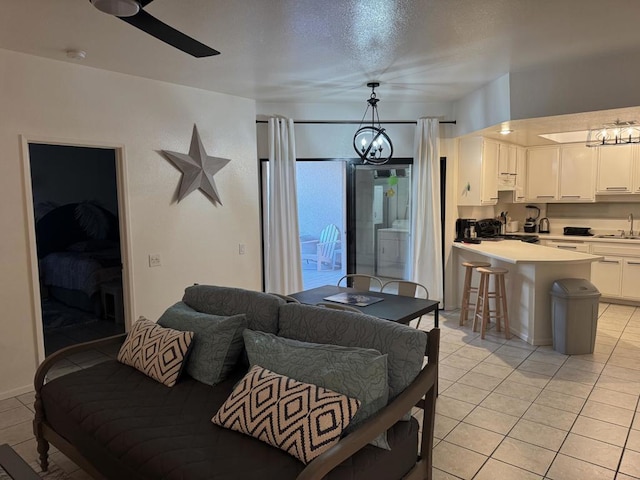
[121,9,220,58]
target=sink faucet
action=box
[630,213,635,236]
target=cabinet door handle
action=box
[605,187,628,190]
[628,261,640,266]
[600,259,620,264]
[561,195,581,198]
[557,245,577,249]
[536,195,555,198]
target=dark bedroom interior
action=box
[29,143,125,355]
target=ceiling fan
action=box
[90,0,220,58]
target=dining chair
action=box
[381,280,430,328]
[337,274,383,291]
[268,293,300,303]
[315,302,361,313]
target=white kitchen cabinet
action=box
[634,147,640,193]
[558,144,596,202]
[545,240,590,253]
[497,144,518,190]
[377,229,408,278]
[457,137,499,206]
[596,145,634,194]
[590,242,640,301]
[512,147,527,202]
[591,257,623,297]
[621,258,640,299]
[526,146,559,201]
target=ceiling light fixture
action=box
[90,0,140,17]
[353,82,393,165]
[586,120,640,147]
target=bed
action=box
[36,202,121,315]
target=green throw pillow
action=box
[243,329,390,450]
[158,302,247,385]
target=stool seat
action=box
[459,261,491,326]
[474,267,510,339]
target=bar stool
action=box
[473,266,510,339]
[459,261,491,326]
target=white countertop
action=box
[453,240,603,264]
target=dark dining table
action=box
[289,285,440,328]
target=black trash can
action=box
[550,278,600,355]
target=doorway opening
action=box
[27,143,126,356]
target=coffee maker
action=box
[455,218,476,241]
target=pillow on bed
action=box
[243,329,390,449]
[212,365,360,464]
[158,302,247,385]
[117,317,193,387]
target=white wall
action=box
[510,51,640,121]
[453,74,511,138]
[0,49,260,399]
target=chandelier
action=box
[353,82,393,165]
[586,120,640,147]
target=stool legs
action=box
[473,267,510,339]
[460,266,474,326]
[460,262,490,326]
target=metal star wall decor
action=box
[162,125,231,205]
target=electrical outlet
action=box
[148,254,161,267]
[238,244,246,255]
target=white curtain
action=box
[265,116,303,294]
[410,118,443,304]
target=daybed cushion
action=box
[117,318,193,387]
[158,302,247,385]
[212,365,360,464]
[41,360,419,480]
[243,329,390,449]
[277,303,428,400]
[182,284,281,334]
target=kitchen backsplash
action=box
[457,201,640,235]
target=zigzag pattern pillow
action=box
[117,318,194,387]
[212,365,360,464]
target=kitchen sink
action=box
[595,234,640,240]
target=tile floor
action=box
[1,302,639,479]
[423,302,640,479]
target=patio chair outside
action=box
[301,224,341,271]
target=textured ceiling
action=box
[3,0,640,142]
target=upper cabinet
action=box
[457,137,499,206]
[596,145,634,194]
[526,146,559,202]
[526,144,596,202]
[558,144,596,202]
[497,144,518,190]
[512,147,527,203]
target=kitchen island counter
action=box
[453,240,601,264]
[453,241,602,346]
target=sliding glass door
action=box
[260,158,413,292]
[348,163,413,285]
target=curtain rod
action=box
[255,120,456,125]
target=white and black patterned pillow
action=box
[212,365,360,464]
[117,318,194,387]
